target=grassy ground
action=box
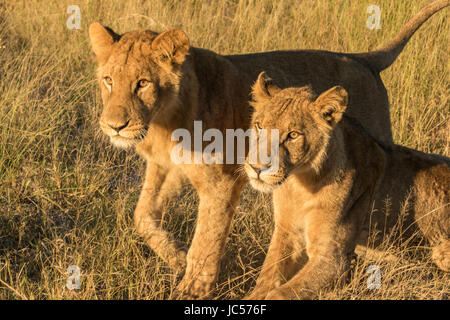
[0,0,448,299]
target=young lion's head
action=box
[244,72,348,193]
[89,23,196,149]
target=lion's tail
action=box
[352,0,449,73]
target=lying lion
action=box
[243,72,449,300]
[88,0,449,298]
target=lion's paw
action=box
[243,287,272,300]
[174,275,215,299]
[265,288,289,300]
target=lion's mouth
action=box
[245,164,286,193]
[248,176,289,194]
[100,121,148,149]
[107,128,148,149]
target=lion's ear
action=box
[313,86,348,126]
[151,29,190,67]
[251,72,281,105]
[89,22,119,64]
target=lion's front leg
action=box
[265,249,351,300]
[244,226,306,300]
[243,231,287,300]
[265,211,357,300]
[245,186,308,300]
[175,171,245,299]
[134,162,187,273]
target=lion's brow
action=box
[124,41,135,65]
[277,98,294,115]
[276,96,306,116]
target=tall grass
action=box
[0,0,448,299]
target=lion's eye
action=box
[288,131,301,139]
[103,76,113,89]
[137,79,150,88]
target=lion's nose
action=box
[107,120,129,133]
[249,164,262,176]
[250,164,272,177]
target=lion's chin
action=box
[248,178,278,193]
[110,136,140,149]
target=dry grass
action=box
[0,0,448,300]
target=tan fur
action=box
[88,1,448,299]
[244,75,449,300]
